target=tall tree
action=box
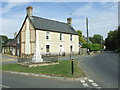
[77,30,86,44]
[89,34,103,44]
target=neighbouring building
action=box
[4,6,79,57]
[2,39,17,56]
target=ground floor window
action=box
[46,45,50,52]
[70,45,73,52]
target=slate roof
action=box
[3,39,16,47]
[29,16,78,35]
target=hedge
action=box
[82,43,102,51]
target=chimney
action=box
[14,32,17,38]
[26,6,33,17]
[67,18,72,26]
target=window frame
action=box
[46,31,50,40]
[60,33,63,41]
[70,34,72,41]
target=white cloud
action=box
[1,2,29,14]
[71,3,118,39]
[1,15,25,38]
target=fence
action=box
[17,48,88,63]
[79,48,88,55]
[18,54,58,63]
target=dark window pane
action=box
[46,45,50,52]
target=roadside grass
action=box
[1,60,86,78]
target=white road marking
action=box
[0,85,10,88]
[82,83,89,87]
[80,79,85,83]
[91,83,99,87]
[88,79,94,83]
[80,79,89,88]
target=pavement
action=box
[1,51,119,88]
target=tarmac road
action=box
[78,51,118,88]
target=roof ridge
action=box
[32,15,68,25]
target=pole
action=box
[71,59,74,74]
[101,37,103,52]
[86,18,89,55]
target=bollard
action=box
[71,59,74,74]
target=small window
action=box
[70,45,73,52]
[46,31,50,40]
[60,33,62,40]
[70,34,72,41]
[46,45,50,52]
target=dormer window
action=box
[46,31,50,40]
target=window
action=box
[17,35,19,44]
[60,33,62,40]
[46,31,50,39]
[60,45,62,52]
[70,45,73,52]
[70,34,72,41]
[46,45,50,52]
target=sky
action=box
[0,1,118,39]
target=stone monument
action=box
[32,32,43,63]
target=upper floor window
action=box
[60,33,63,41]
[46,31,50,40]
[70,34,72,41]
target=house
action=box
[14,6,79,57]
[2,39,17,56]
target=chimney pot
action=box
[26,6,33,17]
[67,18,72,26]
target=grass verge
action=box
[1,60,86,78]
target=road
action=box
[0,54,17,65]
[78,51,118,88]
[1,52,119,88]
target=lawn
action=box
[1,60,86,78]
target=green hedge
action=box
[82,43,102,51]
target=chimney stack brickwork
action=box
[67,18,72,26]
[26,6,33,17]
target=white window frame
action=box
[70,34,74,41]
[60,33,63,41]
[59,44,64,52]
[46,31,50,40]
[45,43,51,53]
[70,44,74,52]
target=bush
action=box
[82,43,102,51]
[89,44,101,51]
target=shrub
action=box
[82,43,102,51]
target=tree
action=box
[105,30,119,50]
[89,34,103,44]
[77,30,86,44]
[0,35,8,45]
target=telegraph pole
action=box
[86,18,89,55]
